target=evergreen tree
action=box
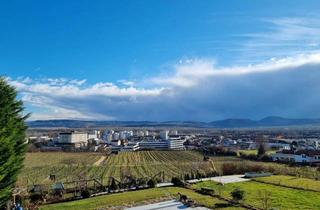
[258,144,266,157]
[0,77,29,207]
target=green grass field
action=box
[18,151,215,187]
[193,180,320,210]
[253,175,320,192]
[40,187,244,210]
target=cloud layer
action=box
[6,17,320,121]
[7,53,320,121]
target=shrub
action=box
[137,178,147,187]
[190,173,195,179]
[109,179,119,191]
[81,190,91,198]
[240,153,258,160]
[207,146,237,156]
[171,177,185,187]
[259,154,272,162]
[205,170,218,177]
[199,187,215,195]
[222,162,270,175]
[231,188,245,202]
[222,163,237,175]
[147,178,157,188]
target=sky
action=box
[2,0,320,121]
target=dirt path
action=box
[93,156,106,166]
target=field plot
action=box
[18,151,215,187]
[193,180,320,210]
[17,152,103,186]
[253,175,320,192]
[102,151,215,181]
[210,156,320,180]
[40,187,244,210]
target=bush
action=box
[199,187,215,195]
[222,162,271,175]
[239,153,258,160]
[109,178,119,191]
[190,173,195,179]
[147,179,157,188]
[259,154,272,162]
[214,203,232,208]
[171,177,185,187]
[206,170,218,177]
[137,178,147,187]
[81,190,91,198]
[222,163,238,175]
[207,146,237,156]
[231,188,245,202]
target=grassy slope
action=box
[19,151,320,188]
[193,180,320,210]
[17,152,103,186]
[23,152,102,167]
[40,187,244,210]
[253,175,320,192]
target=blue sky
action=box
[3,1,320,121]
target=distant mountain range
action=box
[27,116,320,128]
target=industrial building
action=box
[138,137,185,151]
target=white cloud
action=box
[8,16,320,121]
[151,53,320,88]
[117,79,135,87]
[8,52,320,121]
[237,17,320,63]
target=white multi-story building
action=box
[128,130,134,137]
[160,130,169,140]
[105,134,113,142]
[138,137,185,151]
[168,138,185,150]
[171,130,178,135]
[88,130,100,139]
[122,142,140,151]
[138,140,168,150]
[136,130,145,137]
[119,131,127,140]
[58,131,88,144]
[112,133,120,140]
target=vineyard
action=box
[17,151,215,187]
